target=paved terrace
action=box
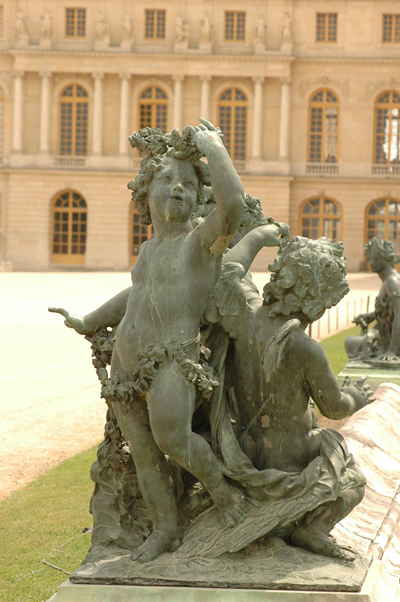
[0,270,380,500]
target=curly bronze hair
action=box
[365,237,400,267]
[263,236,349,322]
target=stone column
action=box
[172,75,184,131]
[119,73,131,155]
[251,77,264,160]
[200,76,211,121]
[39,71,51,153]
[92,73,104,155]
[12,71,24,152]
[279,77,291,160]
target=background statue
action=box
[174,15,190,49]
[254,16,267,49]
[120,13,133,50]
[94,12,110,47]
[200,13,213,49]
[345,237,400,363]
[15,11,28,45]
[40,10,52,43]
[281,12,293,51]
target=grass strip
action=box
[0,445,98,602]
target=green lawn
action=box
[0,326,358,601]
[0,446,97,602]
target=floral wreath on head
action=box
[127,126,224,225]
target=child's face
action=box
[367,248,387,273]
[148,157,199,224]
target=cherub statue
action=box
[199,235,374,560]
[345,237,400,363]
[49,120,287,563]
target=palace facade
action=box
[1,0,400,271]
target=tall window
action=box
[0,87,3,156]
[65,8,86,37]
[218,89,247,162]
[366,198,400,255]
[300,197,342,241]
[145,10,166,40]
[308,90,339,163]
[224,11,246,41]
[59,84,89,156]
[374,91,400,164]
[130,206,153,264]
[382,14,400,43]
[51,191,87,265]
[139,86,168,131]
[316,13,337,43]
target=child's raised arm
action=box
[192,119,245,257]
[224,220,289,274]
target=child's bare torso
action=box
[112,233,220,377]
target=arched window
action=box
[51,191,87,264]
[374,91,400,164]
[139,86,168,131]
[218,88,247,162]
[0,87,3,156]
[300,196,342,240]
[130,206,152,264]
[307,89,339,163]
[365,198,400,254]
[59,84,89,156]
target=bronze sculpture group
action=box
[345,237,400,365]
[50,121,377,577]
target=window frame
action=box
[315,12,338,43]
[365,198,400,261]
[50,190,87,265]
[130,205,153,265]
[307,89,339,164]
[218,87,248,163]
[373,91,400,165]
[299,196,343,242]
[138,85,168,131]
[65,7,86,38]
[144,9,166,40]
[58,84,89,157]
[224,11,246,42]
[382,14,400,43]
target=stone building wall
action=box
[0,0,399,271]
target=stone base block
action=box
[47,558,388,602]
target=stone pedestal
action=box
[337,362,400,390]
